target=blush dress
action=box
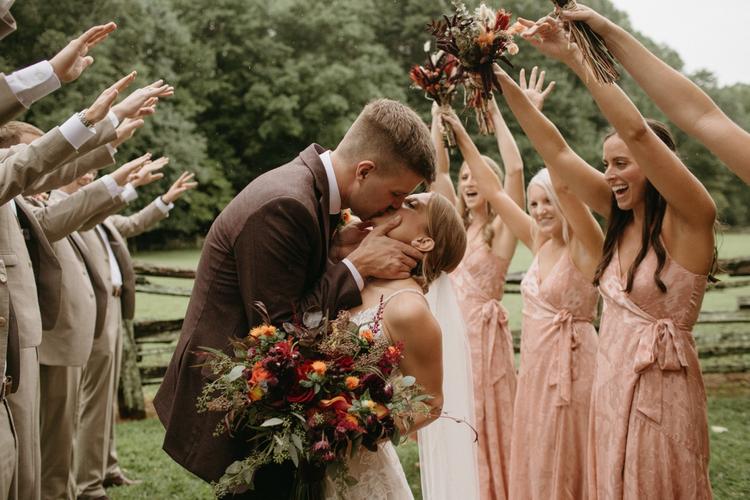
[587,245,712,499]
[509,249,599,499]
[451,234,517,500]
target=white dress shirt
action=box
[319,150,364,290]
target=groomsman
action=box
[75,169,196,499]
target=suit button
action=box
[0,317,5,327]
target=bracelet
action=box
[78,110,94,128]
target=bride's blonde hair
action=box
[413,193,467,290]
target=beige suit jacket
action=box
[0,75,23,126]
[29,189,111,367]
[0,117,116,205]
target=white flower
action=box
[474,4,495,25]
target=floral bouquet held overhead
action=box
[429,2,521,135]
[550,0,619,83]
[409,49,463,148]
[196,302,432,499]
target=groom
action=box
[154,98,435,498]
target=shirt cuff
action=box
[121,183,138,203]
[59,113,96,150]
[107,110,120,129]
[342,259,365,291]
[154,196,174,214]
[106,143,117,156]
[5,60,61,108]
[99,175,123,198]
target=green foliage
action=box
[1,0,749,248]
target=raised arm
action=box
[487,96,524,208]
[429,103,457,205]
[560,5,750,184]
[442,110,536,250]
[383,295,443,434]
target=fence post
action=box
[118,318,146,419]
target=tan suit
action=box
[0,74,24,125]
[1,257,19,499]
[27,184,118,500]
[0,140,116,500]
[76,200,167,498]
[1,118,116,205]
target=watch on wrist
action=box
[78,110,95,128]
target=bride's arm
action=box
[383,294,444,434]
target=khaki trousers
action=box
[0,399,17,499]
[75,298,120,499]
[105,319,123,478]
[7,346,40,500]
[39,364,82,500]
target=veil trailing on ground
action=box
[418,273,480,500]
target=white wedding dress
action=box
[323,290,417,500]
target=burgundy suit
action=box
[154,144,362,495]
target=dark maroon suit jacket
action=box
[153,144,362,490]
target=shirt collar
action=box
[319,150,341,215]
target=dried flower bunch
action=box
[429,2,520,134]
[409,50,463,146]
[551,0,619,83]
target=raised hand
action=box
[518,17,579,63]
[111,117,145,148]
[49,22,117,83]
[518,67,556,111]
[128,156,169,187]
[111,80,174,122]
[346,216,424,280]
[162,172,198,204]
[84,71,137,125]
[110,153,152,186]
[557,3,613,37]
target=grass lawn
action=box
[119,232,750,499]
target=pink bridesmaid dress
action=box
[509,248,599,499]
[451,234,517,500]
[588,244,712,499]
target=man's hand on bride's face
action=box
[346,215,424,280]
[329,221,372,262]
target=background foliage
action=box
[2,0,749,247]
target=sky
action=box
[608,0,749,86]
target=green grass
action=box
[121,233,750,499]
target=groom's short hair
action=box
[338,99,436,183]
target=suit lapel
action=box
[299,144,333,259]
[69,232,108,338]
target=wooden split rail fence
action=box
[120,256,750,419]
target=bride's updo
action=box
[416,193,467,289]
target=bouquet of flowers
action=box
[551,0,619,84]
[429,2,521,134]
[196,301,432,499]
[409,50,464,147]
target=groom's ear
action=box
[411,235,434,252]
[355,161,376,181]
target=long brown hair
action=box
[455,156,504,246]
[592,120,674,293]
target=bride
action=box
[325,191,467,499]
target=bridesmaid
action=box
[518,19,716,499]
[442,67,604,500]
[430,95,527,500]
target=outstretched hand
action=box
[128,156,169,187]
[111,117,145,148]
[50,22,117,83]
[346,216,424,280]
[111,80,174,122]
[84,71,137,125]
[557,3,612,36]
[517,17,579,63]
[162,172,198,204]
[111,152,151,186]
[518,67,556,111]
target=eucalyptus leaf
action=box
[303,309,324,328]
[401,375,416,387]
[225,365,246,382]
[260,417,284,427]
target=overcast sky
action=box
[608,0,749,86]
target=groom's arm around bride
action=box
[154,98,436,497]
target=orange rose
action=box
[311,361,327,376]
[249,324,277,339]
[251,363,271,384]
[345,376,360,390]
[360,329,374,343]
[248,385,264,402]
